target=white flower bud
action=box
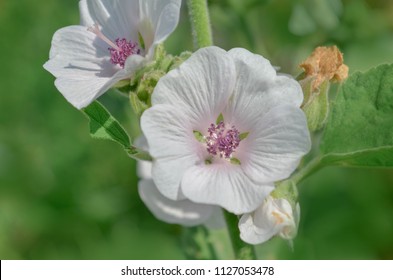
[239,196,300,245]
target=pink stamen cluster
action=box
[109,38,140,68]
[206,121,240,159]
[88,23,141,69]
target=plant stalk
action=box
[291,156,322,185]
[187,0,213,48]
[223,210,257,260]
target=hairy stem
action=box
[291,156,322,185]
[187,0,213,48]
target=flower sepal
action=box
[300,77,330,132]
[273,179,299,210]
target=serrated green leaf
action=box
[320,64,393,167]
[82,101,131,148]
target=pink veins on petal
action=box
[206,121,240,158]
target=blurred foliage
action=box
[0,0,392,259]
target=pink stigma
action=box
[206,121,240,159]
[108,39,140,68]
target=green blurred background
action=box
[1,0,393,259]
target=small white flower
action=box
[44,0,181,109]
[135,136,222,227]
[239,196,300,245]
[141,46,311,214]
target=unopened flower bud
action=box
[239,195,300,245]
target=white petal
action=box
[139,0,182,58]
[240,104,311,183]
[151,46,236,130]
[226,48,303,131]
[138,179,213,226]
[203,207,226,229]
[46,63,132,109]
[239,213,277,245]
[46,25,109,64]
[134,134,148,150]
[79,0,139,42]
[181,164,274,215]
[137,160,152,180]
[141,105,195,158]
[79,0,95,26]
[43,26,114,108]
[52,76,108,109]
[141,105,201,200]
[44,26,146,109]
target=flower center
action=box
[88,23,141,68]
[206,121,240,159]
[108,39,140,68]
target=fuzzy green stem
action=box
[187,0,213,48]
[291,156,322,185]
[223,210,257,260]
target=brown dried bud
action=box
[299,46,349,91]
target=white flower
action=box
[239,196,300,244]
[44,0,181,109]
[141,46,311,214]
[135,136,223,227]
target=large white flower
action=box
[141,46,311,214]
[44,0,181,109]
[135,136,222,227]
[239,196,300,244]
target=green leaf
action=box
[126,146,152,161]
[320,64,393,167]
[82,101,131,148]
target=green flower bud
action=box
[300,78,330,131]
[128,45,193,116]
